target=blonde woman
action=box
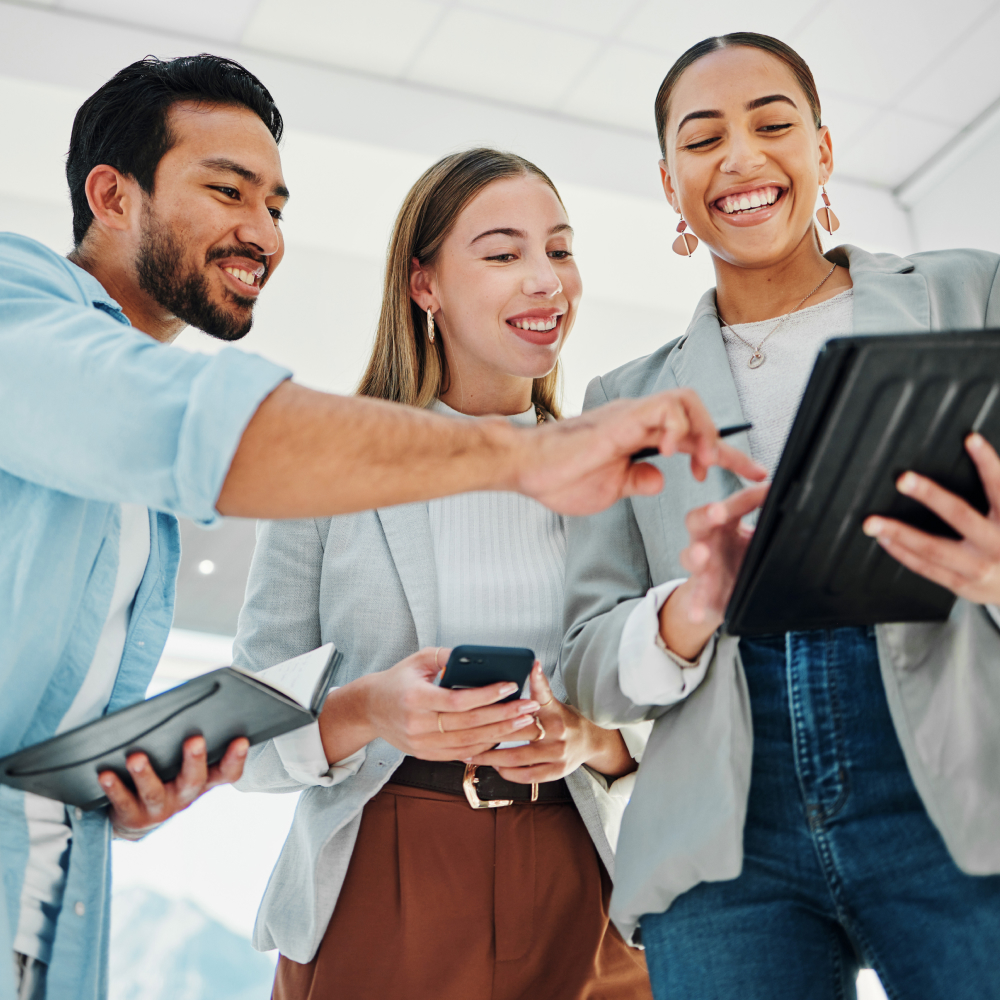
[233,149,660,1000]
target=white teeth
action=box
[512,317,558,332]
[224,266,256,286]
[719,187,780,215]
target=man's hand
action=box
[517,389,766,516]
[658,483,770,660]
[219,382,763,521]
[863,432,1000,604]
[100,735,248,840]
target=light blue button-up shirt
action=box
[0,232,292,1000]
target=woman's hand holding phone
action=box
[467,664,636,782]
[317,647,540,765]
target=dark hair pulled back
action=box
[654,33,821,157]
[67,53,283,246]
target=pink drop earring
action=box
[672,217,699,257]
[816,186,840,235]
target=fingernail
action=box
[128,759,145,774]
[100,776,114,789]
[897,472,918,494]
[968,433,984,451]
[521,701,540,713]
[513,715,535,729]
[863,517,883,537]
[499,683,518,696]
[236,744,248,757]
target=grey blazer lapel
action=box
[377,503,439,648]
[669,290,752,462]
[827,244,931,334]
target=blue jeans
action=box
[640,627,1000,1000]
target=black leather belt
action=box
[390,756,572,809]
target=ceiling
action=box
[12,0,1000,192]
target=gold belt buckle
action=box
[462,764,513,809]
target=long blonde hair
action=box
[358,148,566,417]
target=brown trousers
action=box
[273,783,651,1000]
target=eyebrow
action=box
[677,94,798,131]
[469,223,573,246]
[199,157,290,199]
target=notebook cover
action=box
[0,647,338,809]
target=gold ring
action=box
[531,716,546,742]
[435,647,443,668]
[437,713,446,735]
[536,698,554,708]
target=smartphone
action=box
[438,645,534,703]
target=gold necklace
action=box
[534,404,546,425]
[720,263,838,369]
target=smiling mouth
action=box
[222,265,261,288]
[508,316,559,333]
[714,185,785,216]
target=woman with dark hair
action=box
[233,148,655,1000]
[562,33,1000,1000]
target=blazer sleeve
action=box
[232,516,329,793]
[561,376,674,726]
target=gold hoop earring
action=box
[816,186,840,235]
[426,307,435,343]
[672,217,699,257]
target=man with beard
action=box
[0,54,758,1000]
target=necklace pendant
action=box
[748,352,765,369]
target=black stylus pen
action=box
[630,422,753,461]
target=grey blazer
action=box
[562,245,1000,941]
[232,501,640,963]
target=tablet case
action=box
[725,330,1000,635]
[0,646,339,810]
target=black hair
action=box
[67,53,283,246]
[655,33,821,158]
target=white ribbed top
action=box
[721,289,854,476]
[428,401,566,676]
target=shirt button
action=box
[74,807,83,821]
[74,901,86,917]
[137,641,145,647]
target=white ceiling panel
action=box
[819,92,882,150]
[559,44,668,132]
[896,4,1000,127]
[833,110,955,188]
[242,0,442,78]
[58,0,261,43]
[794,0,995,109]
[459,0,637,36]
[406,7,601,108]
[617,0,819,56]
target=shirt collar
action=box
[65,256,131,325]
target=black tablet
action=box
[725,330,1000,635]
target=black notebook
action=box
[725,330,1000,635]
[0,644,340,809]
